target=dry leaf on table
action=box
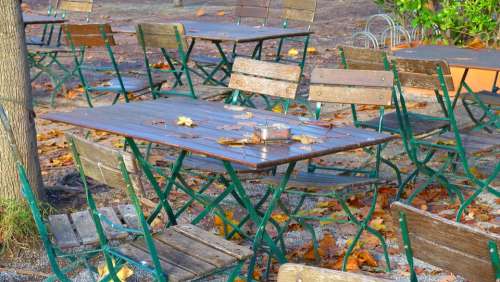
[234,111,253,119]
[177,116,196,127]
[292,134,321,145]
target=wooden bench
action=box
[391,201,500,282]
[338,45,449,136]
[277,263,391,282]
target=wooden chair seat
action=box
[118,224,253,282]
[168,85,232,100]
[48,204,139,249]
[164,154,268,174]
[262,172,381,194]
[463,90,500,106]
[426,131,500,154]
[360,111,449,136]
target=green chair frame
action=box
[391,58,500,222]
[0,106,104,282]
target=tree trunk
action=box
[173,0,183,7]
[0,0,43,199]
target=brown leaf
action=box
[195,8,206,17]
[216,10,225,16]
[356,250,378,267]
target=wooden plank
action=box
[262,172,379,190]
[98,207,128,239]
[58,0,93,12]
[393,58,451,74]
[133,238,217,275]
[172,224,253,260]
[463,91,500,106]
[397,72,455,91]
[391,202,500,282]
[232,57,301,82]
[310,85,392,106]
[282,8,315,22]
[339,45,389,63]
[229,73,299,99]
[311,68,394,87]
[282,0,317,11]
[63,24,112,35]
[235,6,268,19]
[136,23,187,50]
[70,210,99,245]
[155,229,237,267]
[119,243,196,282]
[238,0,269,6]
[344,60,387,71]
[278,263,391,282]
[116,204,140,229]
[48,214,80,249]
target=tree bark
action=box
[173,0,183,7]
[0,0,43,199]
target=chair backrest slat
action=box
[136,23,187,50]
[278,263,391,282]
[391,202,500,282]
[282,0,317,23]
[309,68,393,106]
[63,24,116,47]
[338,45,389,71]
[65,133,143,193]
[235,0,270,21]
[58,0,93,13]
[392,58,455,91]
[229,58,301,99]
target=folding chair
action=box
[66,133,253,282]
[191,0,271,86]
[274,0,317,77]
[391,57,500,222]
[0,106,103,282]
[262,68,393,272]
[64,23,164,108]
[136,23,231,100]
[27,0,94,107]
[336,45,451,198]
[228,57,302,113]
[391,202,500,282]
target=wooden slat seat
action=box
[425,131,500,154]
[119,224,253,282]
[262,172,381,194]
[48,204,139,249]
[359,111,449,136]
[278,263,391,282]
[27,45,72,54]
[391,202,500,282]
[463,90,500,106]
[164,154,269,174]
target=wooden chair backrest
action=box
[392,58,455,91]
[229,57,301,99]
[391,202,500,282]
[338,45,389,71]
[57,0,93,13]
[65,133,144,194]
[136,23,188,51]
[277,263,391,282]
[309,68,393,106]
[235,0,270,22]
[63,24,116,47]
[281,0,317,23]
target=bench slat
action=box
[71,210,99,245]
[98,207,128,239]
[117,204,140,229]
[48,214,80,249]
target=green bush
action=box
[375,0,499,46]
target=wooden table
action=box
[42,98,391,277]
[23,14,66,26]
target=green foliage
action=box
[0,198,39,255]
[375,0,499,46]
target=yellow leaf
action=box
[467,37,486,49]
[98,259,133,281]
[271,213,289,224]
[369,217,386,231]
[216,10,225,16]
[292,134,320,145]
[214,211,241,240]
[287,48,299,57]
[195,8,206,17]
[177,116,195,127]
[436,139,456,146]
[306,47,318,54]
[112,140,124,149]
[470,166,486,179]
[356,250,378,267]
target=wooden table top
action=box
[115,20,312,43]
[42,98,392,169]
[394,45,500,71]
[23,14,66,25]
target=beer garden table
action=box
[42,98,392,275]
[23,14,66,27]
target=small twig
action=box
[0,267,50,278]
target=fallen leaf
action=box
[271,213,289,224]
[303,233,337,260]
[288,48,299,57]
[234,111,253,119]
[292,134,321,145]
[177,116,196,127]
[272,104,283,113]
[216,10,225,16]
[356,250,378,267]
[369,217,386,232]
[470,166,486,179]
[467,37,486,49]
[50,153,73,167]
[195,8,206,17]
[20,3,30,12]
[307,47,318,54]
[98,259,134,281]
[151,61,171,70]
[214,211,240,240]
